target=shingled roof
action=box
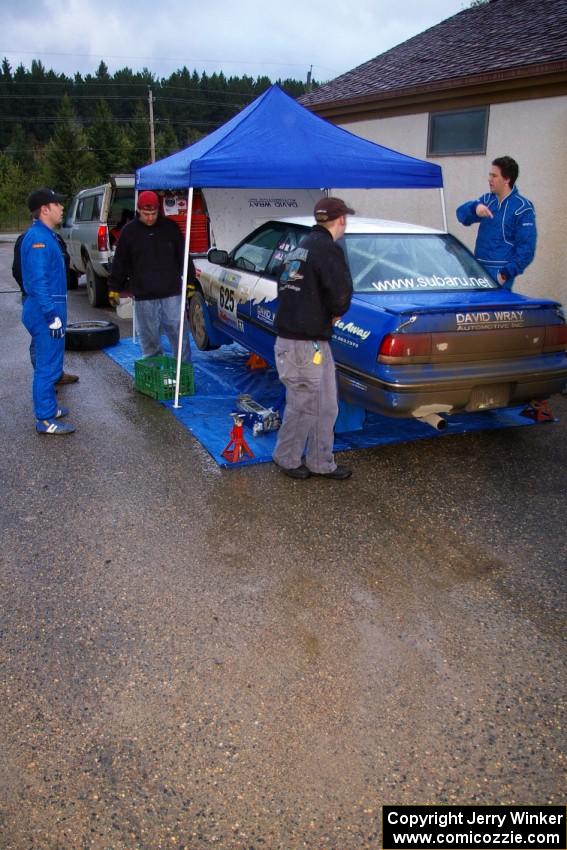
[301,0,567,112]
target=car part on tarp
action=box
[65,320,120,351]
[521,399,554,422]
[246,353,269,370]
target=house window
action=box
[428,107,489,156]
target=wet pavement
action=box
[0,239,565,850]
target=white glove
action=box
[49,316,65,339]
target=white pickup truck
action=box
[59,174,135,307]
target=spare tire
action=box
[65,320,120,351]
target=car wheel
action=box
[85,261,109,307]
[67,269,80,290]
[188,291,218,351]
[65,320,120,351]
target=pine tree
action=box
[128,101,152,169]
[6,124,38,174]
[88,99,126,181]
[0,152,28,228]
[1,57,12,81]
[155,122,179,160]
[43,94,96,199]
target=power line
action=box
[0,48,315,71]
[0,115,221,128]
[0,93,251,110]
[0,81,263,99]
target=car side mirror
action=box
[208,248,229,265]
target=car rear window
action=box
[342,233,499,293]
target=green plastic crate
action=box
[134,356,195,401]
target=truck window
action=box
[77,194,103,222]
[109,188,135,226]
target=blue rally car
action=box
[189,217,567,427]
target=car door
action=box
[247,224,308,359]
[66,191,104,272]
[206,223,294,354]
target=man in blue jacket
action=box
[13,227,79,385]
[456,156,536,289]
[21,188,76,435]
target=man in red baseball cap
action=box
[109,190,194,363]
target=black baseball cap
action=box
[314,197,355,222]
[27,187,66,211]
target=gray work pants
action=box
[135,295,191,362]
[272,337,338,474]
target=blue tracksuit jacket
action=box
[21,220,67,420]
[456,185,536,289]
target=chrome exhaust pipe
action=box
[416,412,448,431]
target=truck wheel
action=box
[86,261,109,307]
[188,291,219,351]
[65,320,120,351]
[67,269,80,290]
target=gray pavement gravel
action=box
[0,239,565,850]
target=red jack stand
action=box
[521,399,554,422]
[222,414,254,463]
[246,353,268,370]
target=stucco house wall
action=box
[337,95,567,306]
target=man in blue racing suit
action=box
[21,188,76,434]
[456,156,536,290]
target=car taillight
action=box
[544,324,567,351]
[378,332,432,360]
[97,225,109,252]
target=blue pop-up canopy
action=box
[136,85,442,190]
[135,85,445,407]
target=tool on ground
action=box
[235,394,281,436]
[221,413,254,463]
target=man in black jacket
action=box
[272,197,354,480]
[109,191,193,362]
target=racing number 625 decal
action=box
[219,285,235,314]
[216,269,242,330]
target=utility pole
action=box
[306,65,313,92]
[148,87,156,163]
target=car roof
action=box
[270,216,444,235]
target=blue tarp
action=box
[136,85,443,190]
[105,338,551,469]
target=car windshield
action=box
[341,233,499,293]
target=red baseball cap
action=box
[138,190,159,210]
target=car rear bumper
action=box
[337,355,567,416]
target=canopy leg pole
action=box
[174,187,194,408]
[440,187,448,233]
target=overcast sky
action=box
[2,0,468,83]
